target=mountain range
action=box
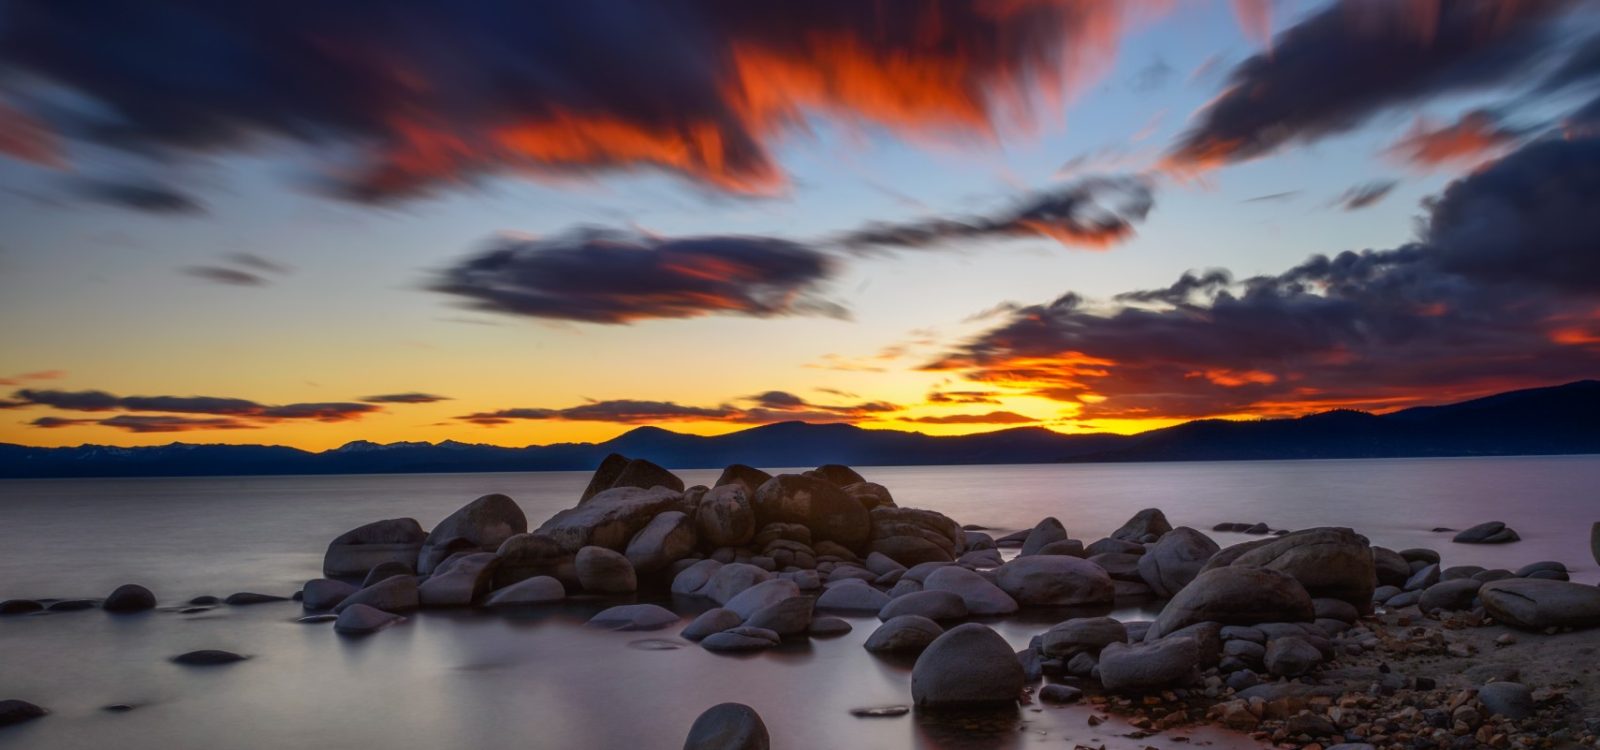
[2,380,1597,478]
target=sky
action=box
[2,0,1599,450]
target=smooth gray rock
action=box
[994,555,1114,607]
[300,579,357,611]
[1098,636,1198,691]
[911,623,1024,707]
[1418,578,1483,612]
[957,549,1004,567]
[1371,547,1412,587]
[1137,527,1219,598]
[1480,578,1600,630]
[362,561,414,588]
[1204,526,1375,611]
[1038,684,1083,703]
[696,484,756,548]
[865,551,907,576]
[624,510,697,573]
[418,494,527,574]
[1086,537,1146,557]
[334,603,405,635]
[724,579,802,620]
[701,627,780,652]
[537,486,689,554]
[1453,521,1520,544]
[419,552,499,607]
[1149,566,1314,639]
[1476,681,1533,719]
[587,604,679,631]
[103,584,156,613]
[224,592,287,605]
[672,559,725,595]
[1111,508,1173,542]
[334,575,418,613]
[1404,563,1441,591]
[323,517,426,577]
[1020,517,1069,556]
[744,596,813,637]
[1264,636,1322,677]
[575,546,637,594]
[923,566,1017,615]
[809,616,852,636]
[682,608,744,641]
[682,702,769,750]
[484,575,565,607]
[1515,561,1566,578]
[1040,616,1127,659]
[1088,552,1144,582]
[878,590,968,622]
[1034,539,1085,557]
[815,580,890,614]
[694,563,774,605]
[864,615,945,653]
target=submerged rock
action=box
[0,699,47,728]
[484,576,565,607]
[171,650,248,666]
[864,615,945,653]
[682,702,769,750]
[334,603,405,635]
[587,604,679,631]
[994,555,1114,607]
[224,592,287,605]
[1452,521,1521,544]
[911,623,1024,707]
[102,584,156,613]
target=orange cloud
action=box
[1385,111,1517,169]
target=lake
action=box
[1,456,1596,749]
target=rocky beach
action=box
[4,457,1599,749]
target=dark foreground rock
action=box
[0,699,47,728]
[911,623,1023,708]
[102,584,156,613]
[683,702,769,750]
[323,517,426,578]
[1150,566,1314,639]
[1453,521,1521,544]
[1479,578,1600,630]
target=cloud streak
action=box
[8,387,426,431]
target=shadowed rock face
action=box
[323,518,426,578]
[713,464,773,496]
[751,474,870,553]
[1479,578,1600,631]
[536,486,690,554]
[1203,527,1375,612]
[418,495,527,575]
[579,454,685,503]
[682,702,769,750]
[1149,566,1314,640]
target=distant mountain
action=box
[2,380,1597,478]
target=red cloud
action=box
[1385,111,1517,169]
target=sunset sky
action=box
[3,0,1600,450]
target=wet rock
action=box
[0,600,43,615]
[696,484,756,549]
[1480,578,1600,630]
[188,595,220,606]
[1099,636,1199,692]
[417,494,527,574]
[1111,508,1173,542]
[1452,521,1520,544]
[878,590,968,622]
[681,608,744,641]
[485,575,565,607]
[171,650,248,666]
[334,603,405,635]
[1040,616,1127,659]
[994,555,1114,607]
[922,566,1017,615]
[103,584,156,613]
[1138,527,1219,598]
[1038,684,1083,703]
[1477,681,1533,719]
[323,517,427,578]
[1264,636,1321,677]
[751,474,870,553]
[744,595,814,637]
[1148,567,1314,639]
[815,580,890,614]
[300,579,358,611]
[809,616,852,636]
[849,705,909,718]
[713,464,773,496]
[224,592,287,605]
[1418,578,1482,612]
[911,623,1024,707]
[587,603,679,631]
[575,546,637,594]
[1020,517,1069,556]
[334,574,418,613]
[701,627,780,652]
[0,699,47,727]
[624,510,697,573]
[1515,560,1567,578]
[682,702,769,750]
[864,615,945,653]
[866,506,964,565]
[1203,526,1374,612]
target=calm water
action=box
[1,456,1596,749]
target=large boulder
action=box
[1453,521,1521,544]
[911,624,1024,707]
[994,555,1114,607]
[745,595,814,637]
[323,518,427,577]
[866,506,965,565]
[334,575,419,613]
[418,552,499,607]
[1203,527,1374,611]
[1020,517,1069,556]
[1137,527,1219,598]
[713,464,773,496]
[1149,567,1314,639]
[809,464,867,487]
[418,494,527,574]
[751,474,870,552]
[690,563,774,605]
[536,486,690,554]
[878,590,968,622]
[1111,508,1173,542]
[816,580,891,614]
[301,579,358,610]
[575,546,637,594]
[923,566,1018,615]
[1479,578,1600,631]
[1040,616,1127,659]
[696,484,756,548]
[1099,636,1199,691]
[580,453,684,503]
[624,511,697,573]
[682,702,769,750]
[864,615,945,653]
[493,532,575,589]
[841,482,895,510]
[724,579,802,620]
[484,576,565,607]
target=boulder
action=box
[575,546,638,594]
[841,482,895,511]
[580,454,683,503]
[1038,684,1083,704]
[865,551,907,576]
[693,563,774,605]
[334,603,405,635]
[1452,521,1520,544]
[537,486,690,554]
[713,464,774,496]
[724,579,802,620]
[1204,527,1374,611]
[682,702,769,750]
[1593,522,1600,568]
[1035,539,1085,557]
[493,532,575,589]
[994,555,1114,607]
[751,474,870,552]
[334,575,419,613]
[816,580,890,614]
[171,649,248,665]
[1086,537,1146,557]
[911,623,1024,707]
[1138,527,1219,598]
[103,584,157,613]
[624,511,697,572]
[1264,636,1322,677]
[810,616,852,636]
[810,464,867,487]
[866,506,964,566]
[682,608,744,641]
[864,615,944,653]
[1098,637,1199,692]
[363,561,415,588]
[958,549,1004,568]
[1404,563,1440,591]
[418,494,527,574]
[745,596,813,637]
[695,484,756,548]
[923,566,1018,615]
[1418,579,1482,612]
[1312,598,1359,623]
[485,576,565,607]
[1479,578,1600,630]
[963,531,997,551]
[1040,616,1127,659]
[1020,517,1069,556]
[1111,508,1173,542]
[672,559,726,595]
[0,600,43,615]
[301,579,358,611]
[419,552,499,606]
[1477,682,1533,720]
[878,590,969,622]
[1090,552,1144,582]
[587,604,680,631]
[323,517,427,578]
[0,699,47,728]
[1371,547,1411,588]
[1149,567,1314,640]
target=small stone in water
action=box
[171,650,248,666]
[850,705,910,717]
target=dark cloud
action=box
[459,400,738,426]
[12,388,395,426]
[833,177,1155,252]
[362,392,451,404]
[97,415,259,433]
[927,390,1002,405]
[257,403,380,422]
[228,253,292,275]
[0,1,1134,201]
[1167,0,1574,169]
[185,266,270,286]
[430,227,844,324]
[1242,191,1301,203]
[903,411,1037,424]
[72,178,205,215]
[929,132,1600,420]
[1336,180,1398,211]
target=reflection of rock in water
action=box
[627,638,683,650]
[912,705,1022,749]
